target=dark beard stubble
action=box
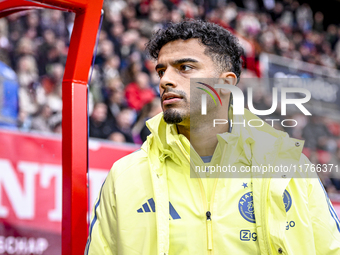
[161,89,188,124]
[163,109,183,124]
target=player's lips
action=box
[162,93,183,106]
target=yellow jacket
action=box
[85,109,340,255]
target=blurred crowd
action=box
[1,0,340,193]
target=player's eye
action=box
[180,65,192,71]
[157,70,165,78]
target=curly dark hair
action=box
[145,19,243,80]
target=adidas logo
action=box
[137,198,181,220]
[137,198,155,213]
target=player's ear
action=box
[220,72,237,95]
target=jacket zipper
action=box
[175,141,228,255]
[205,145,228,254]
[175,141,211,253]
[206,211,213,250]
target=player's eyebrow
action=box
[155,58,199,71]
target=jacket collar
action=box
[142,109,304,178]
[142,113,189,174]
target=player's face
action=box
[156,39,219,125]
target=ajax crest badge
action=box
[239,190,292,223]
[283,189,292,212]
[238,192,255,223]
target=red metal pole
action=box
[61,2,103,255]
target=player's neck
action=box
[177,121,229,157]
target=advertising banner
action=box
[0,129,138,255]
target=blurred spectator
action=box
[89,102,115,139]
[302,116,332,151]
[24,10,42,40]
[17,56,44,116]
[102,55,121,83]
[89,67,104,104]
[0,61,19,128]
[12,37,36,70]
[95,39,115,68]
[121,61,142,85]
[132,98,162,143]
[0,19,9,50]
[41,9,67,38]
[31,104,53,132]
[40,75,62,113]
[7,12,25,44]
[125,72,155,111]
[296,3,313,32]
[37,29,57,75]
[49,112,62,134]
[110,108,135,143]
[109,131,126,143]
[105,78,126,125]
[313,12,324,33]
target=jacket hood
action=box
[142,113,189,173]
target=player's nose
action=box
[159,67,178,91]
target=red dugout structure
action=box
[0,0,104,254]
